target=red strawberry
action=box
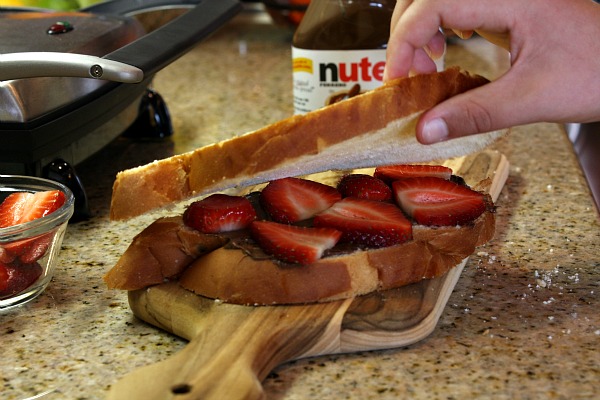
[374,164,452,183]
[0,190,66,228]
[183,194,257,234]
[0,190,66,264]
[393,177,486,226]
[18,234,54,264]
[0,262,43,299]
[260,177,342,223]
[250,220,342,265]
[337,174,392,202]
[313,197,412,248]
[0,246,16,264]
[0,264,8,293]
[1,234,54,265]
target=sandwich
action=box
[104,67,506,305]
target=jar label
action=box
[292,47,386,114]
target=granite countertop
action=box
[2,8,599,400]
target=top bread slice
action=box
[110,67,505,221]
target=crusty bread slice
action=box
[110,68,506,221]
[103,217,227,290]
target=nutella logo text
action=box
[319,57,385,85]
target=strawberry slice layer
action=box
[0,190,66,228]
[313,197,413,248]
[337,174,392,202]
[393,177,486,226]
[374,164,452,183]
[250,221,342,265]
[260,177,342,223]
[183,194,257,234]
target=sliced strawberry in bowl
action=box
[1,227,58,265]
[0,190,67,265]
[313,197,412,248]
[0,190,66,228]
[0,247,16,264]
[374,164,452,183]
[183,194,257,234]
[337,174,392,202]
[260,177,342,223]
[0,177,74,308]
[17,234,55,264]
[1,235,50,264]
[0,193,27,227]
[393,177,487,226]
[250,220,342,265]
[0,261,44,299]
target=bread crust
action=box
[103,217,227,290]
[110,68,505,221]
[179,205,495,305]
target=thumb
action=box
[416,72,530,144]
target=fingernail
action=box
[454,29,474,40]
[421,118,449,143]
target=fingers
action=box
[387,0,600,143]
[389,0,413,32]
[423,29,446,61]
[385,0,513,80]
[384,27,445,80]
[383,41,416,80]
[409,48,439,76]
[385,0,419,79]
[415,69,537,143]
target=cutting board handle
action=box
[107,284,352,400]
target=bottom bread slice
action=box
[179,207,495,305]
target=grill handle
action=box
[0,0,241,83]
[0,53,143,83]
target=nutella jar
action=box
[291,0,396,114]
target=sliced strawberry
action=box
[260,177,342,223]
[183,194,257,234]
[0,190,65,264]
[0,190,66,228]
[313,197,412,248]
[0,262,43,299]
[0,246,17,264]
[337,174,392,202]
[1,234,52,265]
[0,192,31,227]
[18,234,54,264]
[393,177,486,226]
[374,164,452,183]
[251,220,342,265]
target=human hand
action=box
[385,0,600,144]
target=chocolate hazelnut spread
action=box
[291,0,396,114]
[221,191,367,264]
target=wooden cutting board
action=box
[107,150,509,400]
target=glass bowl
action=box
[0,175,74,310]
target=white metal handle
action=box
[0,52,144,83]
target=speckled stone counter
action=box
[2,8,599,400]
